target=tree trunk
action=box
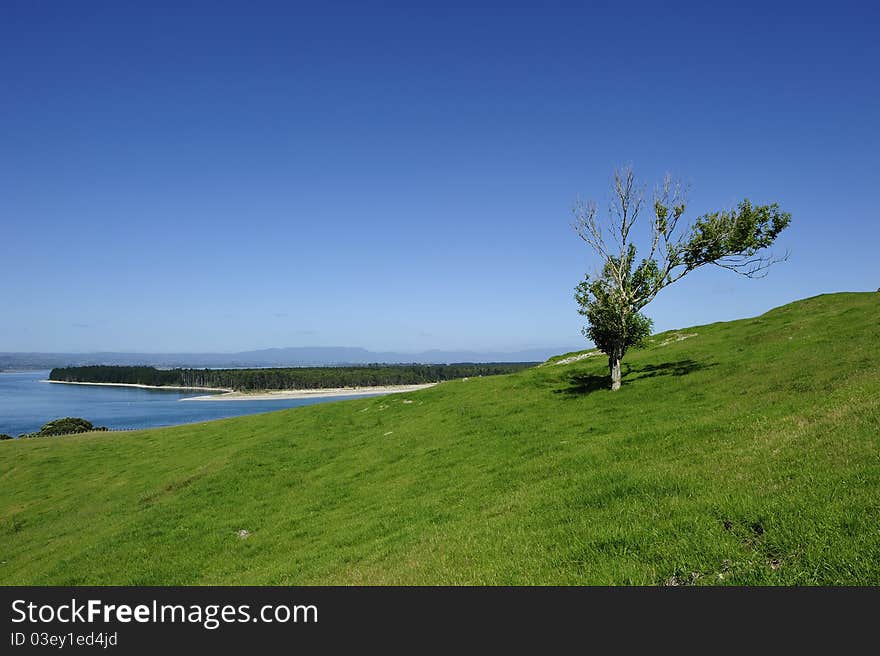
[609,352,622,391]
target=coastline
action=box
[180,383,437,401]
[44,380,232,392]
[42,379,437,400]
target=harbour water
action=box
[0,370,369,437]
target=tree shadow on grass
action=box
[555,359,717,397]
[555,372,611,396]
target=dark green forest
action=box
[48,363,536,391]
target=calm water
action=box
[0,370,373,437]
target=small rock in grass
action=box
[237,529,251,539]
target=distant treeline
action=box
[48,363,535,391]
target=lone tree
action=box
[573,167,791,391]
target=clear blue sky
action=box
[2,1,878,353]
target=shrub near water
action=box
[20,417,107,439]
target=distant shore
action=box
[44,380,232,392]
[181,383,436,401]
[43,378,436,400]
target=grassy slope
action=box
[1,292,878,585]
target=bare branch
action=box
[611,165,644,251]
[713,249,790,278]
[571,198,610,260]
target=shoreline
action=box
[180,383,437,401]
[44,380,233,392]
[43,379,437,400]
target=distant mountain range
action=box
[0,345,582,370]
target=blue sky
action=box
[2,1,878,353]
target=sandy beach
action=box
[180,383,436,401]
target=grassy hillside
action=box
[1,292,878,585]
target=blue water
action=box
[0,370,374,437]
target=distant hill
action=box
[0,346,580,370]
[2,292,878,585]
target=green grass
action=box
[1,292,878,585]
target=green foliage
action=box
[20,417,106,439]
[575,269,652,360]
[0,434,13,440]
[682,200,792,272]
[48,366,181,387]
[49,363,535,391]
[1,293,878,585]
[39,417,95,436]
